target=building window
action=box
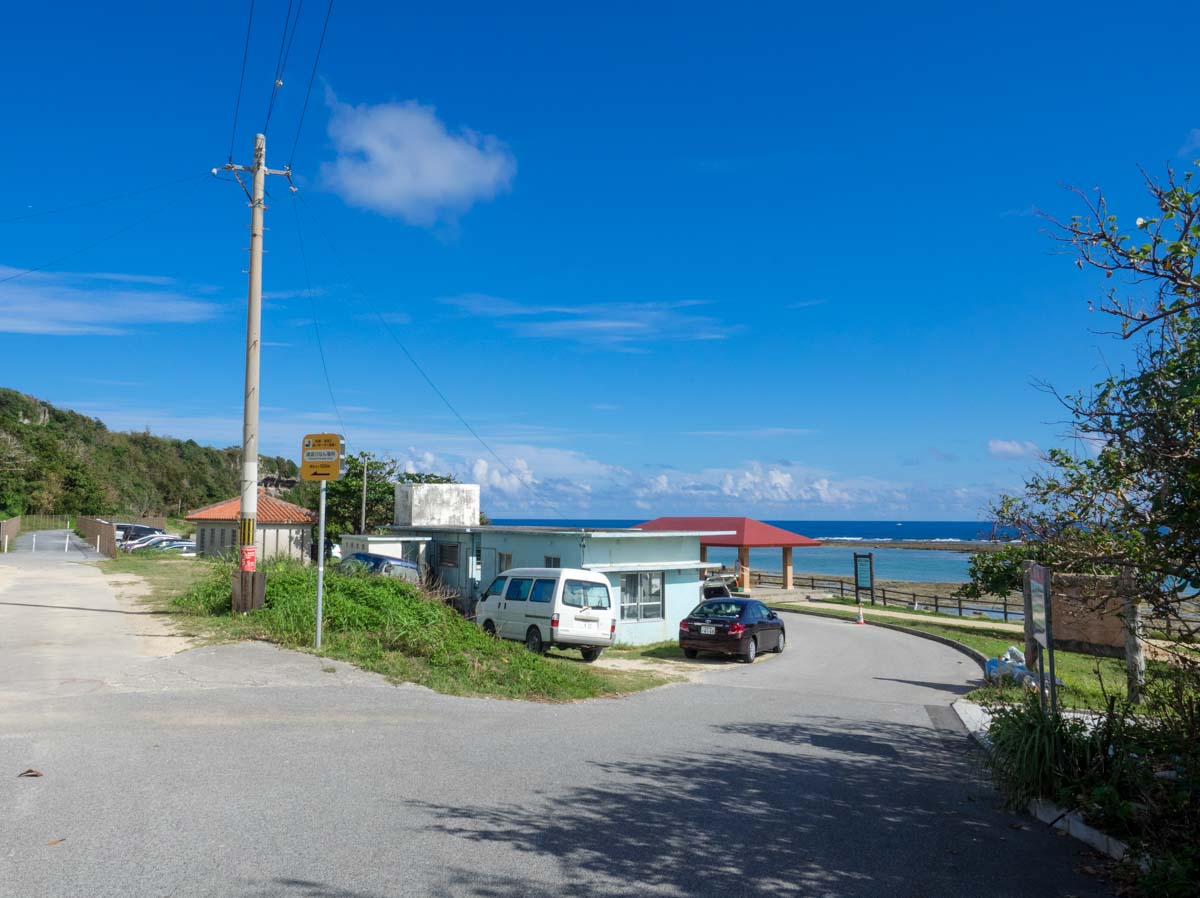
[197,528,206,552]
[619,571,664,621]
[438,543,459,567]
[498,552,513,572]
[544,555,561,568]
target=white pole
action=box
[32,534,36,553]
[3,534,7,553]
[64,532,69,553]
[316,479,327,649]
[96,535,101,553]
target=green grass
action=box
[806,593,1023,626]
[607,640,686,661]
[130,556,666,702]
[101,552,212,603]
[774,602,1155,709]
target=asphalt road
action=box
[0,536,1111,898]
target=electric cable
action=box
[262,0,299,135]
[0,173,208,225]
[287,0,334,169]
[227,0,257,161]
[293,192,561,512]
[290,193,349,443]
[0,179,206,287]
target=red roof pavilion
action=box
[637,516,820,590]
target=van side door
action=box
[500,577,533,639]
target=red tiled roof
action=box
[636,516,821,548]
[186,489,317,524]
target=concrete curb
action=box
[952,699,1137,866]
[771,606,990,671]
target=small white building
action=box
[345,482,729,645]
[186,489,316,562]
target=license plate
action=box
[700,625,716,635]
[579,620,596,630]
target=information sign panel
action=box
[301,433,345,481]
[1030,563,1050,648]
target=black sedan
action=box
[679,598,785,663]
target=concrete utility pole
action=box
[218,134,292,608]
[360,452,368,534]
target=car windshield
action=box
[563,579,610,609]
[692,601,743,618]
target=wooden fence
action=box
[19,514,74,531]
[752,571,1025,622]
[0,516,19,552]
[76,516,119,557]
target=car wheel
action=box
[774,630,786,653]
[525,626,545,655]
[741,637,757,663]
[482,620,497,637]
[580,646,602,663]
[682,648,699,659]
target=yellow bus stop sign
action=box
[301,433,345,481]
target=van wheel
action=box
[683,648,699,659]
[580,647,602,663]
[482,620,497,637]
[525,626,545,655]
[741,637,757,664]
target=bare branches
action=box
[1041,164,1200,337]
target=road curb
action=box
[771,606,989,671]
[952,699,1136,866]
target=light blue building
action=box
[351,483,728,645]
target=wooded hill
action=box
[0,388,297,517]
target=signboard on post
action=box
[301,433,346,481]
[301,433,344,650]
[853,552,876,606]
[1029,563,1049,648]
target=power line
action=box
[287,0,334,169]
[0,180,205,287]
[290,193,348,443]
[293,192,561,513]
[227,0,257,161]
[262,0,299,136]
[0,173,208,225]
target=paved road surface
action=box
[1,535,1110,898]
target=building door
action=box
[481,548,497,590]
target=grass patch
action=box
[774,602,1155,709]
[163,559,667,702]
[607,640,685,661]
[100,552,211,604]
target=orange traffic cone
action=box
[855,604,866,625]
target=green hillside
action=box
[0,388,297,517]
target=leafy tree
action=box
[974,161,1200,636]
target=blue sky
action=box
[1,1,1194,519]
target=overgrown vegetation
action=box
[962,160,1200,895]
[168,558,664,701]
[0,388,296,517]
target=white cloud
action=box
[987,438,1040,459]
[321,89,516,225]
[439,293,733,348]
[0,267,218,336]
[1179,128,1200,158]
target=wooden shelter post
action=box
[781,546,793,589]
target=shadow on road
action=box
[872,676,978,695]
[406,715,1108,898]
[0,600,172,616]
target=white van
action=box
[475,567,615,662]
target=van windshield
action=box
[563,579,610,610]
[692,601,744,619]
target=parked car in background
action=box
[337,552,420,583]
[123,524,164,543]
[124,533,181,552]
[701,578,733,600]
[150,539,193,552]
[475,567,615,662]
[679,598,786,663]
[155,541,196,558]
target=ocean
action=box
[490,520,1009,584]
